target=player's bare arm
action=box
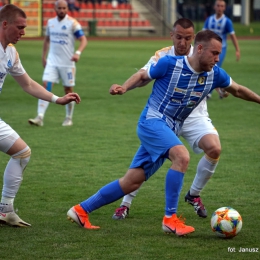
[110,70,150,95]
[13,73,81,104]
[71,35,87,62]
[42,36,50,67]
[225,81,260,103]
[229,34,240,61]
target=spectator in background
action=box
[203,0,240,99]
[253,0,260,21]
[177,0,184,18]
[0,0,9,9]
[67,0,80,12]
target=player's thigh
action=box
[137,118,183,162]
[59,67,76,87]
[180,117,219,154]
[42,65,60,83]
[0,120,25,154]
[129,145,166,180]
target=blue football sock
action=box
[80,180,125,213]
[165,169,184,216]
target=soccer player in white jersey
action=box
[0,5,80,227]
[112,18,228,220]
[67,30,260,236]
[203,0,240,98]
[28,0,87,127]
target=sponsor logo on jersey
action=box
[0,72,6,79]
[171,98,181,103]
[190,91,202,97]
[186,100,196,108]
[174,87,187,94]
[50,40,68,45]
[198,76,205,85]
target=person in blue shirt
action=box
[203,0,240,98]
[203,0,240,67]
[67,30,260,236]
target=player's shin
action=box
[165,169,184,216]
[190,154,219,196]
[80,180,125,213]
[1,147,31,204]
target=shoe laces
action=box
[193,197,205,210]
[115,206,128,216]
[169,214,186,227]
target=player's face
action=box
[199,39,222,71]
[55,2,68,20]
[5,16,26,44]
[214,0,226,16]
[170,25,194,56]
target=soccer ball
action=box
[210,207,242,238]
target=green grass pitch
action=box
[0,38,259,260]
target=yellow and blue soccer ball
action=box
[210,207,242,238]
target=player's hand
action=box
[56,93,81,105]
[71,54,80,62]
[236,51,240,61]
[109,84,126,95]
[42,58,47,68]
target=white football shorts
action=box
[179,116,219,154]
[0,119,20,153]
[42,65,76,87]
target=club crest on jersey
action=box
[7,60,12,68]
[198,77,205,85]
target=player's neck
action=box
[0,37,8,50]
[215,13,224,19]
[187,56,203,74]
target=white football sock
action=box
[37,99,50,118]
[121,183,143,208]
[65,101,75,119]
[1,147,31,203]
[190,154,219,197]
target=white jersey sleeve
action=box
[0,43,25,94]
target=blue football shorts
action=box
[129,118,183,180]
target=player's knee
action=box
[206,146,221,159]
[169,146,190,172]
[12,147,31,169]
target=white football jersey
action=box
[141,45,209,120]
[45,15,84,67]
[0,43,26,94]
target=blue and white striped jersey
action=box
[203,14,234,48]
[140,55,231,134]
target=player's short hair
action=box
[0,4,26,23]
[215,0,226,6]
[194,30,222,46]
[55,0,68,7]
[173,18,194,30]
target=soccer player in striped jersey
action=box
[112,18,227,220]
[203,0,240,67]
[0,4,80,227]
[28,0,87,127]
[203,0,240,98]
[67,30,260,236]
